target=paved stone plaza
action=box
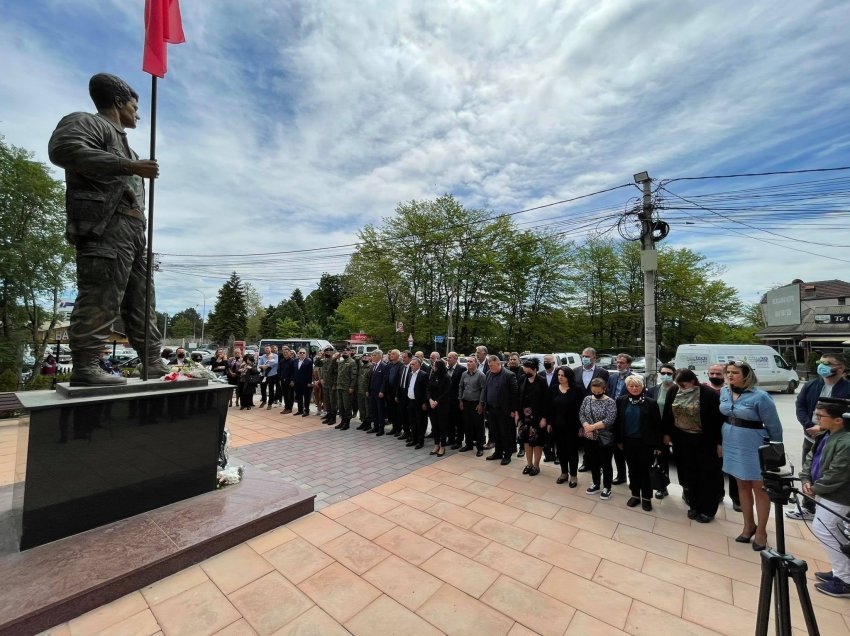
[3,396,847,635]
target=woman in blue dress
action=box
[719,361,783,551]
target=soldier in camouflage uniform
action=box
[321,348,339,425]
[356,353,372,430]
[48,73,171,385]
[333,348,358,430]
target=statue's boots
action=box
[70,357,127,386]
[141,358,172,378]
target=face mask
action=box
[543,362,553,370]
[592,392,604,399]
[177,353,185,359]
[677,385,696,393]
[325,354,331,358]
[342,354,349,359]
[582,357,592,367]
[708,376,724,387]
[817,363,835,378]
[659,373,673,384]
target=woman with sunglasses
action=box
[719,360,783,550]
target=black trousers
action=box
[386,395,398,431]
[586,440,614,488]
[409,401,426,444]
[486,407,515,459]
[674,431,722,518]
[447,407,463,444]
[260,376,276,404]
[396,396,409,435]
[462,401,485,450]
[613,443,627,479]
[430,408,449,446]
[282,379,294,410]
[622,438,654,500]
[370,394,386,430]
[554,425,580,476]
[295,385,311,413]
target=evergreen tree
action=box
[206,272,248,345]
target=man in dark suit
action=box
[574,347,610,398]
[396,351,413,439]
[405,357,429,449]
[384,349,403,435]
[482,355,519,465]
[367,350,387,435]
[445,351,465,449]
[292,348,314,417]
[278,347,296,414]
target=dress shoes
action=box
[500,457,511,465]
[486,453,501,461]
[375,431,385,437]
[398,433,409,440]
[406,440,416,447]
[356,424,370,431]
[414,443,424,449]
[366,427,379,434]
[301,412,309,417]
[451,443,461,450]
[612,476,627,485]
[577,463,589,473]
[459,445,472,452]
[476,450,484,457]
[334,422,344,429]
[340,423,350,431]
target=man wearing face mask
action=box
[538,354,559,463]
[789,353,850,520]
[574,348,610,472]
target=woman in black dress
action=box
[428,359,452,456]
[548,367,583,486]
[517,359,548,476]
[238,353,261,410]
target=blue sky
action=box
[1,0,849,317]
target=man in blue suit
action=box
[292,348,314,417]
[367,350,387,435]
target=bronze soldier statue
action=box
[48,73,171,385]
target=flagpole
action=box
[142,74,158,381]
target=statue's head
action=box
[89,73,139,111]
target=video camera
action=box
[758,440,795,504]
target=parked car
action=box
[520,352,582,373]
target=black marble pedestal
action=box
[14,380,231,550]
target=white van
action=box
[674,344,799,394]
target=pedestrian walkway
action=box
[40,409,850,635]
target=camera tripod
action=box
[755,475,819,636]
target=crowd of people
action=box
[207,344,850,599]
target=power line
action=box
[158,182,637,258]
[658,186,850,261]
[661,166,850,185]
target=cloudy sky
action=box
[1,0,849,317]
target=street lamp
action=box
[195,289,206,344]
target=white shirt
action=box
[582,365,596,388]
[407,370,419,399]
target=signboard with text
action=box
[814,314,849,324]
[765,284,801,327]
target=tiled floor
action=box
[42,450,850,635]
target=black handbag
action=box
[648,456,670,491]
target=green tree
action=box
[167,307,201,339]
[304,273,348,329]
[0,137,75,381]
[275,316,300,337]
[205,272,247,345]
[243,282,264,340]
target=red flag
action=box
[143,0,185,77]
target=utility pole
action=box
[634,171,657,386]
[446,295,455,354]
